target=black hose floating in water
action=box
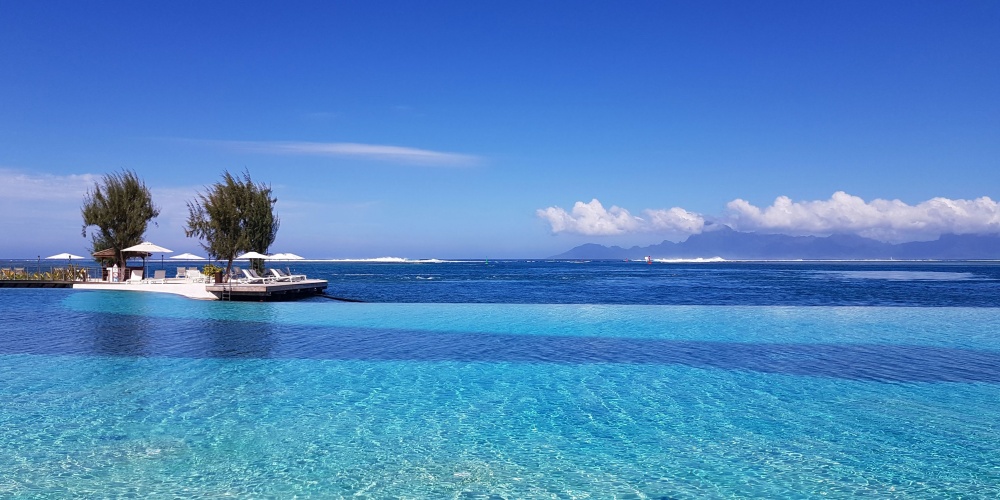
[319,294,366,302]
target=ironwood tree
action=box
[81,169,160,269]
[184,170,279,279]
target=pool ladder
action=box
[220,282,232,301]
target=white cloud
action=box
[0,169,206,256]
[0,169,99,256]
[0,169,97,231]
[0,168,98,202]
[643,207,706,234]
[0,169,198,227]
[214,140,481,167]
[149,185,201,230]
[726,191,1000,242]
[536,199,640,236]
[536,199,703,236]
[538,192,1000,242]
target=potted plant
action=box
[203,263,224,284]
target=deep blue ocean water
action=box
[2,260,1000,497]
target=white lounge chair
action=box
[242,269,275,284]
[269,268,292,282]
[176,267,187,279]
[270,268,306,282]
[251,269,277,283]
[187,268,206,283]
[144,270,167,284]
[125,270,143,284]
[285,268,307,281]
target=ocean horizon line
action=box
[4,256,1000,264]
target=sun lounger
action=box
[187,269,206,283]
[125,270,143,284]
[144,269,167,284]
[269,268,292,282]
[186,267,211,283]
[176,267,187,279]
[250,269,277,283]
[242,269,275,284]
[270,268,306,282]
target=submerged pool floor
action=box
[1,287,998,497]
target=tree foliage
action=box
[185,170,279,278]
[81,169,160,268]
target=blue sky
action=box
[2,1,998,259]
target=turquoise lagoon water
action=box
[2,261,1000,497]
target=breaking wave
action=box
[650,257,726,263]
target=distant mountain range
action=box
[551,226,1000,260]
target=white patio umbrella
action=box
[235,251,270,260]
[45,253,85,260]
[235,251,270,277]
[123,241,173,274]
[266,253,304,261]
[170,252,206,260]
[123,241,173,253]
[45,253,86,280]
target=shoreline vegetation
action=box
[0,265,89,281]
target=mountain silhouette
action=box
[551,226,1000,260]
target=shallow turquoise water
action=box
[3,262,1000,497]
[4,352,998,497]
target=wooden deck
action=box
[205,279,328,301]
[2,278,330,301]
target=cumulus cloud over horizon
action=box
[727,191,1000,242]
[538,192,1000,242]
[535,199,705,237]
[535,199,642,236]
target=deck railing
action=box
[0,265,100,282]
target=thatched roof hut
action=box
[92,248,152,263]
